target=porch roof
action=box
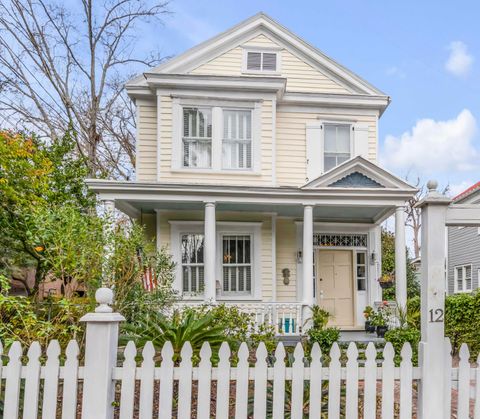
[87,179,416,224]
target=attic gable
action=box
[302,156,416,191]
[129,13,386,97]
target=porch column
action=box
[204,202,216,302]
[302,205,314,322]
[395,206,407,308]
[102,200,115,287]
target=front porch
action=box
[88,157,416,335]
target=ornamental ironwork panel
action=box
[313,233,367,247]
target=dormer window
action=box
[244,50,279,72]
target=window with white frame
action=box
[455,264,472,293]
[181,234,205,294]
[246,51,278,72]
[182,107,212,168]
[356,251,367,291]
[222,235,252,295]
[324,124,351,171]
[223,110,252,169]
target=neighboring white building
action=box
[447,182,480,294]
[88,13,416,330]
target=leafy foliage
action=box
[120,310,227,364]
[381,229,420,300]
[384,327,421,366]
[305,305,340,356]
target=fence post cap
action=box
[95,287,114,313]
[415,179,451,208]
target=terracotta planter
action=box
[365,321,376,333]
[376,325,388,338]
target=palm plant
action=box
[120,310,228,364]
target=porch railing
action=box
[175,301,304,336]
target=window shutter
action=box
[305,123,324,182]
[353,124,369,159]
[247,52,262,70]
[262,53,277,71]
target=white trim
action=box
[156,94,162,181]
[271,213,277,302]
[155,210,161,252]
[271,96,277,186]
[454,264,473,293]
[171,98,182,170]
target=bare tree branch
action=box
[0,0,169,178]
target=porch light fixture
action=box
[282,268,290,285]
[296,251,302,263]
[370,251,377,265]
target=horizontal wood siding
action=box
[136,100,157,181]
[447,227,480,294]
[190,34,349,94]
[276,110,378,186]
[276,218,298,301]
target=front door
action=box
[316,250,355,327]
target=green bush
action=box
[384,327,421,366]
[445,291,480,355]
[307,327,340,355]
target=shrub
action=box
[384,327,421,366]
[307,327,340,355]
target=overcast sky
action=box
[141,0,480,197]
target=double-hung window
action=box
[222,235,252,295]
[183,107,212,168]
[324,124,351,171]
[181,234,205,294]
[455,265,472,293]
[223,110,252,169]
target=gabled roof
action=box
[301,156,416,191]
[453,181,480,204]
[127,12,387,97]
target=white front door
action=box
[316,250,355,327]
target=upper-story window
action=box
[245,50,279,72]
[183,108,212,168]
[223,110,252,169]
[324,124,351,172]
[176,102,258,172]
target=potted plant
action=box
[378,273,395,289]
[371,303,390,338]
[363,306,376,333]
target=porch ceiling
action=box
[116,200,394,224]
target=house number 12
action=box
[429,308,444,323]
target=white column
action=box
[302,205,314,323]
[102,200,115,287]
[155,210,162,252]
[81,288,124,419]
[204,202,216,302]
[416,180,450,419]
[395,206,407,308]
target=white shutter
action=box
[305,123,324,183]
[353,124,370,159]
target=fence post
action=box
[416,180,451,419]
[80,288,125,419]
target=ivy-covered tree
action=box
[381,228,420,300]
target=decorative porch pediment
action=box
[301,156,415,190]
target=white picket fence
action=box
[1,336,479,418]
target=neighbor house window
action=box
[246,51,278,72]
[455,265,472,293]
[356,251,367,291]
[222,110,252,169]
[183,107,212,168]
[222,235,252,295]
[181,234,205,294]
[324,124,351,171]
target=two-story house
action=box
[88,13,416,331]
[447,182,480,294]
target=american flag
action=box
[142,267,157,291]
